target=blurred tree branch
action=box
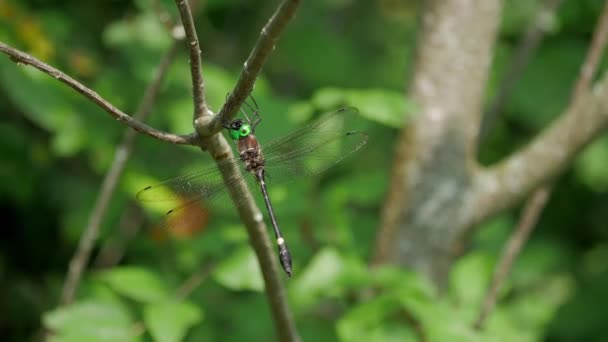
[478,0,563,145]
[474,2,608,329]
[470,72,608,227]
[59,40,182,306]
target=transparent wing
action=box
[136,159,239,203]
[261,107,368,181]
[136,157,253,231]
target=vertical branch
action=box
[171,1,300,340]
[60,42,180,305]
[474,1,608,329]
[174,0,209,121]
[473,188,550,329]
[479,0,563,145]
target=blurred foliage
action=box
[0,0,607,341]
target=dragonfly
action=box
[137,99,368,276]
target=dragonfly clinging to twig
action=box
[137,98,368,276]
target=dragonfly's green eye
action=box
[239,124,251,137]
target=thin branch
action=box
[207,0,301,135]
[0,42,196,145]
[175,261,215,300]
[473,187,551,329]
[473,2,608,329]
[570,1,608,104]
[174,0,209,121]
[93,203,146,268]
[60,42,181,305]
[479,0,563,145]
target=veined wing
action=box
[136,157,252,231]
[261,107,368,180]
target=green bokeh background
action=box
[1,0,607,341]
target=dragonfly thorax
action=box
[238,134,265,174]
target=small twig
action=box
[174,0,209,122]
[211,0,301,133]
[0,42,195,145]
[473,187,551,329]
[60,42,181,305]
[479,0,563,145]
[175,261,215,300]
[93,203,145,268]
[570,1,608,104]
[474,2,608,330]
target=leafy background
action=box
[1,0,607,341]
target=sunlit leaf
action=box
[212,246,264,291]
[290,247,346,308]
[312,87,410,128]
[43,299,136,342]
[143,300,203,342]
[575,135,608,191]
[98,267,170,303]
[449,252,493,307]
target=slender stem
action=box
[474,1,608,329]
[60,42,181,305]
[174,0,209,121]
[569,1,608,104]
[0,42,195,145]
[479,0,563,146]
[209,0,301,134]
[93,203,146,268]
[474,187,551,329]
[175,261,215,300]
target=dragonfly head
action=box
[226,119,252,140]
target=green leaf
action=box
[212,246,264,291]
[143,300,203,342]
[290,247,346,309]
[449,252,493,308]
[98,267,170,303]
[337,295,417,342]
[312,87,410,128]
[575,135,608,191]
[103,12,170,50]
[43,299,136,342]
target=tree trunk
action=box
[373,0,502,286]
